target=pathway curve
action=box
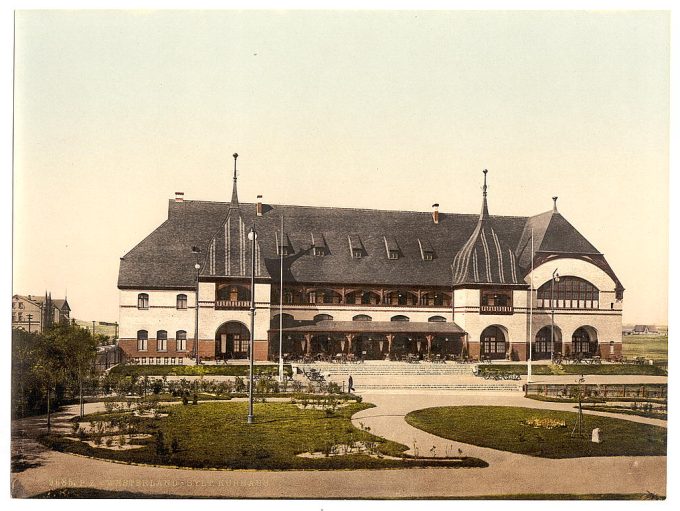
[11,394,666,499]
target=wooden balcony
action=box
[480,305,513,315]
[215,300,250,310]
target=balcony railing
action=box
[215,300,250,310]
[280,301,452,308]
[480,305,514,315]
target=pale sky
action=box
[12,10,669,325]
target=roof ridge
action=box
[179,199,531,219]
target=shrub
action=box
[155,431,167,455]
[234,377,246,393]
[171,437,180,453]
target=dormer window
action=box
[311,233,326,256]
[276,231,292,256]
[384,236,400,260]
[418,238,434,261]
[348,234,365,259]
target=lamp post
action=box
[247,226,257,424]
[192,247,202,365]
[550,268,560,363]
[27,314,33,333]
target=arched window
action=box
[314,314,334,322]
[271,313,295,328]
[157,330,167,351]
[176,330,187,351]
[137,330,148,351]
[137,293,149,309]
[391,315,410,322]
[537,277,599,309]
[428,315,446,323]
[353,314,372,322]
[176,294,187,310]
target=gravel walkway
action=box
[11,393,666,499]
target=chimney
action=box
[175,191,184,203]
[432,203,440,224]
[256,195,263,216]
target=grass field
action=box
[46,401,486,470]
[622,334,668,367]
[109,364,292,377]
[405,406,667,458]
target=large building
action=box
[12,293,71,333]
[117,156,624,365]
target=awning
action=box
[273,320,465,335]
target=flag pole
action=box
[279,214,284,382]
[528,228,534,384]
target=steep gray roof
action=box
[117,199,615,291]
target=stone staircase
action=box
[295,362,522,393]
[296,362,477,376]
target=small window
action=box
[176,330,187,351]
[19,302,24,309]
[156,357,161,364]
[353,314,372,322]
[353,249,363,259]
[428,315,447,323]
[313,247,325,256]
[141,357,147,364]
[423,252,433,261]
[388,250,399,260]
[314,314,334,322]
[137,293,149,309]
[157,330,167,351]
[176,294,187,309]
[391,315,410,322]
[137,330,148,351]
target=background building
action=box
[11,293,71,333]
[117,158,624,364]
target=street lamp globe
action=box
[248,229,258,241]
[194,263,200,270]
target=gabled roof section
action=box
[311,232,325,248]
[516,203,601,272]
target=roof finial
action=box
[552,196,558,213]
[230,153,240,208]
[480,169,489,218]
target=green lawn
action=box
[46,401,486,470]
[109,364,292,377]
[405,406,667,458]
[622,335,668,367]
[477,364,667,376]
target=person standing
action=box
[348,375,354,393]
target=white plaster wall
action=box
[119,282,272,341]
[119,289,196,339]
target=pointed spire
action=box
[230,152,239,208]
[480,169,489,218]
[552,196,558,213]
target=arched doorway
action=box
[480,325,507,360]
[533,325,562,360]
[215,321,250,360]
[572,326,598,357]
